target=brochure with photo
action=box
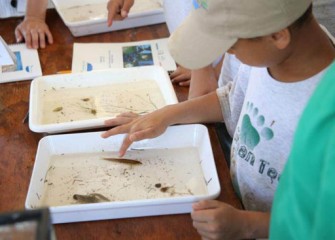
[71,38,177,73]
[0,36,17,72]
[0,42,42,83]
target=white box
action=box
[25,124,221,224]
[29,66,178,133]
[52,0,166,37]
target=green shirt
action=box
[270,61,335,239]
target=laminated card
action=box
[71,38,176,73]
[0,42,42,83]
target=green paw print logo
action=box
[240,102,274,150]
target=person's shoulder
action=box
[225,53,252,74]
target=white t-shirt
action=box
[163,0,193,34]
[216,53,329,211]
[216,54,249,137]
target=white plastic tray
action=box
[25,124,220,224]
[52,0,166,36]
[29,66,177,134]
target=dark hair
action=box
[289,4,313,31]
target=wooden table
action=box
[0,9,241,239]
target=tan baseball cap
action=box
[168,0,312,69]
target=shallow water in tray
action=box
[40,80,165,124]
[61,0,163,23]
[39,147,208,206]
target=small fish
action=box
[53,107,63,112]
[101,157,142,165]
[73,193,110,203]
[160,186,172,193]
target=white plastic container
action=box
[52,0,166,36]
[25,124,221,224]
[29,66,177,133]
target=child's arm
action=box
[107,0,135,27]
[192,200,270,239]
[168,66,218,93]
[188,65,219,99]
[15,0,53,49]
[170,58,223,97]
[102,91,224,156]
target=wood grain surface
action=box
[0,9,241,240]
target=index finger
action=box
[101,123,131,138]
[119,125,158,156]
[119,134,134,157]
[107,0,134,27]
[107,0,121,27]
